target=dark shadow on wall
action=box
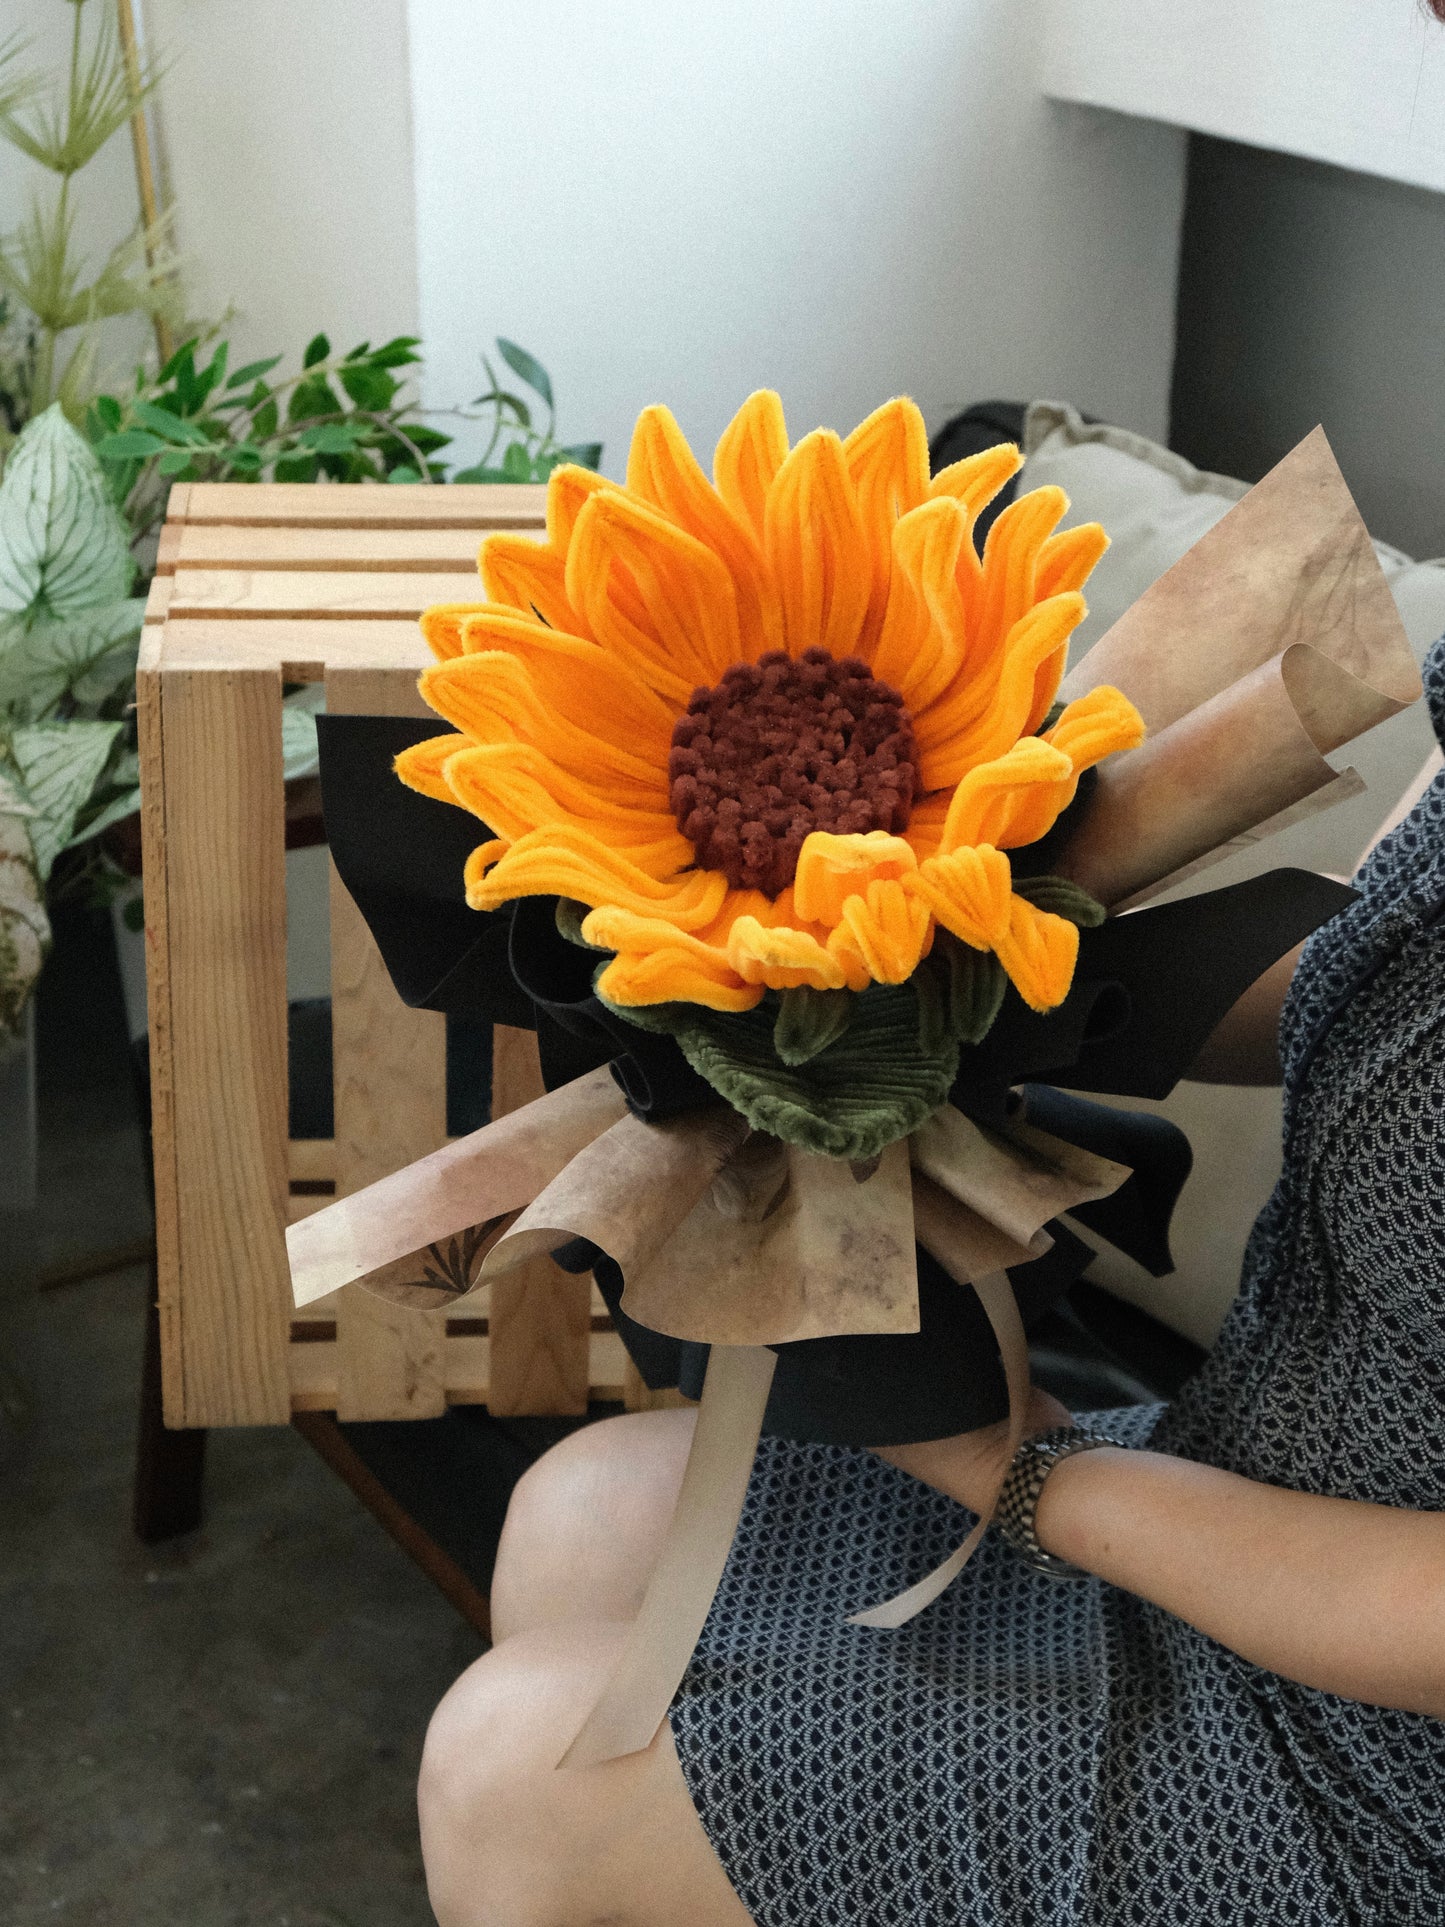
[1170,132,1445,559]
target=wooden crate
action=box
[138,481,647,1427]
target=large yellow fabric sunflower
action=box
[397,393,1143,1016]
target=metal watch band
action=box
[995,1426,1125,1578]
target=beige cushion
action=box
[1022,402,1445,1346]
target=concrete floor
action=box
[0,911,482,1927]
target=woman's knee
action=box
[491,1408,696,1642]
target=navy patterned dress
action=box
[669,640,1445,1926]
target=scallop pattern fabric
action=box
[668,638,1445,1925]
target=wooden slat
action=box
[158,668,292,1425]
[156,619,429,680]
[287,1329,631,1412]
[142,574,172,624]
[485,1027,594,1417]
[167,568,482,620]
[183,481,545,528]
[136,644,180,1425]
[328,665,450,1421]
[170,523,507,573]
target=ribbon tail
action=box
[557,1343,777,1770]
[847,1266,1029,1629]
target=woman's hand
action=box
[873,1385,1072,1516]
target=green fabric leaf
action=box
[10,719,122,879]
[303,332,331,368]
[606,984,959,1162]
[96,429,167,460]
[0,406,134,619]
[1011,874,1107,928]
[929,931,1009,1046]
[773,985,853,1065]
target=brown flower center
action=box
[668,647,919,898]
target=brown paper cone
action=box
[1054,427,1420,906]
[1055,645,1383,909]
[619,1135,920,1346]
[1060,427,1420,728]
[285,1066,627,1308]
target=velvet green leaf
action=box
[1011,873,1107,928]
[606,984,958,1162]
[773,985,853,1066]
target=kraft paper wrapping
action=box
[619,1134,921,1346]
[560,1344,777,1770]
[285,1066,627,1309]
[911,1106,1130,1250]
[1054,427,1420,908]
[479,1106,751,1290]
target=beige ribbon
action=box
[558,1343,778,1770]
[848,1182,1032,1629]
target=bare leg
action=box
[420,1409,753,1926]
[490,1408,696,1643]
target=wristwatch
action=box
[995,1425,1125,1577]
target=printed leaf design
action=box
[0,761,50,1039]
[10,719,122,879]
[0,406,133,619]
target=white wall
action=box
[145,0,420,368]
[1046,0,1445,196]
[407,0,1187,479]
[2,0,419,388]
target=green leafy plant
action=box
[85,332,603,551]
[0,403,320,1032]
[453,337,603,483]
[0,3,183,449]
[86,331,454,546]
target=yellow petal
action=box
[843,397,931,651]
[1035,522,1108,600]
[546,462,612,552]
[471,824,729,925]
[1044,684,1146,770]
[595,949,762,1012]
[393,731,473,805]
[442,741,692,869]
[792,830,917,926]
[869,497,968,712]
[478,534,581,635]
[422,649,670,804]
[917,592,1088,787]
[628,403,773,658]
[420,602,491,662]
[993,893,1079,1012]
[939,738,1073,853]
[566,487,742,705]
[462,838,513,900]
[713,390,789,545]
[975,485,1070,652]
[908,845,1014,949]
[451,609,676,750]
[725,915,849,991]
[835,877,932,984]
[764,429,872,661]
[928,442,1023,519]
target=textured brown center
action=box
[668,647,919,897]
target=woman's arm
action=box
[881,1413,1445,1720]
